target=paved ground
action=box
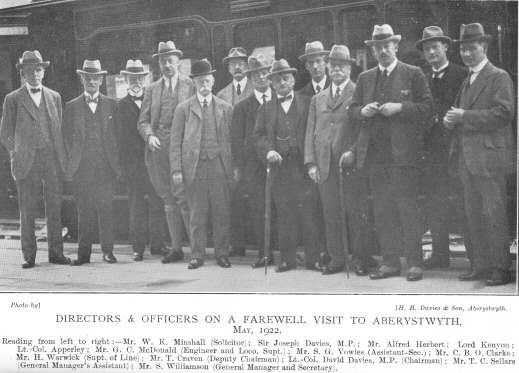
[0,239,516,294]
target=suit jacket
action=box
[297,75,330,97]
[62,93,120,181]
[170,95,234,186]
[304,80,356,183]
[231,92,265,184]
[253,93,311,165]
[117,94,145,180]
[450,61,515,177]
[349,61,433,168]
[216,79,253,106]
[0,86,66,180]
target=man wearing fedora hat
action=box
[0,50,70,268]
[217,47,253,258]
[117,59,167,262]
[304,45,377,276]
[416,26,471,270]
[138,41,194,264]
[171,59,233,270]
[230,54,274,268]
[297,41,331,97]
[63,59,120,265]
[253,59,321,272]
[349,24,433,282]
[444,23,515,286]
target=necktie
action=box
[236,83,241,96]
[86,96,98,104]
[467,71,475,86]
[315,85,321,93]
[168,79,173,95]
[432,67,448,80]
[278,94,292,103]
[202,99,208,108]
[30,88,41,94]
[262,94,267,104]
[131,94,144,101]
[335,87,341,99]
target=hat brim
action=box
[190,69,216,78]
[120,70,149,76]
[76,70,107,75]
[223,55,248,63]
[298,50,330,62]
[16,61,50,70]
[365,35,402,46]
[454,34,492,44]
[152,50,183,59]
[266,67,297,79]
[326,56,356,64]
[415,36,452,50]
[246,65,272,74]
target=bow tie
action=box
[432,67,448,79]
[30,88,41,94]
[278,94,292,103]
[130,94,144,101]
[86,96,98,104]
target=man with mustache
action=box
[416,26,470,270]
[444,23,515,286]
[297,41,331,97]
[349,24,433,282]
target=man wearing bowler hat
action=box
[231,54,273,268]
[171,59,233,269]
[253,59,321,272]
[298,41,331,97]
[0,50,70,268]
[444,23,515,286]
[138,41,194,264]
[305,45,377,276]
[416,26,471,270]
[117,59,167,261]
[63,60,120,265]
[217,47,253,257]
[349,24,433,281]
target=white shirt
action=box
[84,91,99,113]
[469,57,488,84]
[26,83,42,107]
[431,61,449,79]
[233,77,247,95]
[197,92,213,107]
[254,88,272,105]
[277,90,294,114]
[312,75,327,93]
[128,89,144,109]
[163,74,179,92]
[378,58,398,76]
[331,79,349,98]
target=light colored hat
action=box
[298,41,329,61]
[266,59,297,79]
[223,47,248,63]
[455,23,492,44]
[365,24,402,46]
[152,41,183,58]
[245,54,272,74]
[327,44,356,64]
[415,26,452,49]
[76,59,107,75]
[16,50,50,70]
[120,59,148,75]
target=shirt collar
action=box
[470,57,488,74]
[26,83,42,93]
[197,92,213,106]
[233,77,247,90]
[128,89,143,97]
[254,88,272,103]
[432,61,449,73]
[312,75,327,91]
[331,79,349,93]
[379,59,398,75]
[84,91,99,100]
[277,90,294,101]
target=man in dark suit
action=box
[305,45,377,276]
[253,59,321,272]
[63,60,120,265]
[117,59,166,261]
[444,23,515,286]
[231,54,273,268]
[416,26,470,269]
[0,50,70,268]
[171,59,233,270]
[137,41,194,264]
[349,24,433,281]
[297,41,331,97]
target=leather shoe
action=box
[216,256,231,268]
[322,265,344,275]
[71,257,90,266]
[320,252,331,266]
[49,255,71,265]
[369,265,400,280]
[161,250,184,264]
[133,252,143,262]
[229,246,246,257]
[406,266,423,282]
[252,256,274,269]
[22,261,35,269]
[423,254,449,269]
[276,262,295,273]
[353,263,369,276]
[188,258,204,269]
[150,247,167,255]
[485,269,511,286]
[103,253,117,264]
[305,261,323,271]
[459,269,489,281]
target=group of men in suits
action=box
[0,22,515,285]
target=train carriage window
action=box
[232,20,277,57]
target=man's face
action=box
[21,65,44,87]
[250,69,270,91]
[194,74,214,97]
[422,40,448,67]
[460,41,487,68]
[372,41,398,67]
[327,60,351,85]
[305,55,327,81]
[126,75,146,93]
[271,73,295,97]
[159,54,180,78]
[228,59,247,81]
[80,74,103,94]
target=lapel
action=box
[151,79,162,124]
[124,94,140,114]
[365,68,378,103]
[388,62,405,101]
[464,62,492,109]
[76,94,87,141]
[19,87,39,120]
[327,80,354,110]
[213,97,224,133]
[42,87,59,136]
[177,76,191,103]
